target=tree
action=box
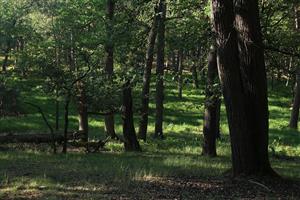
[211,0,276,176]
[104,0,118,139]
[289,2,300,129]
[177,49,183,99]
[122,80,141,151]
[138,2,159,141]
[154,0,166,139]
[202,45,220,157]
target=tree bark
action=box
[154,0,166,139]
[289,69,300,129]
[202,45,220,157]
[212,0,275,176]
[104,0,117,139]
[122,81,141,151]
[138,5,159,141]
[178,50,183,99]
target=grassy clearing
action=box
[0,73,299,199]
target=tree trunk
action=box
[289,69,300,129]
[171,51,177,72]
[289,2,300,129]
[202,45,220,157]
[154,0,166,139]
[62,94,71,153]
[104,0,117,139]
[178,50,183,99]
[122,81,141,151]
[2,42,10,72]
[212,0,275,176]
[55,90,59,131]
[138,5,159,141]
[295,4,300,30]
[77,82,89,141]
[192,65,199,89]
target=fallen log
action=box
[0,132,85,144]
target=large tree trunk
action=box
[154,0,166,139]
[212,0,275,176]
[138,5,159,141]
[122,81,141,151]
[104,0,117,139]
[289,69,300,129]
[202,45,220,157]
[178,50,183,99]
[235,0,274,175]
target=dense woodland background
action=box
[0,0,300,199]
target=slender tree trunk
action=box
[77,82,89,141]
[55,90,59,131]
[2,42,10,72]
[192,65,199,89]
[289,3,300,129]
[295,4,300,30]
[178,50,183,99]
[104,0,117,139]
[122,81,141,151]
[138,5,159,141]
[171,51,176,72]
[286,57,293,87]
[289,69,300,129]
[63,94,71,153]
[202,45,220,157]
[212,0,275,176]
[154,0,166,139]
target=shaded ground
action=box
[1,175,300,199]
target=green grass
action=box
[0,73,300,199]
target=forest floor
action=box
[0,73,300,199]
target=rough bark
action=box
[235,0,274,175]
[289,69,300,129]
[202,45,220,157]
[212,0,275,176]
[104,0,117,139]
[154,0,166,139]
[122,81,141,151]
[138,5,159,141]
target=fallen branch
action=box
[24,102,56,153]
[0,132,85,144]
[248,179,271,192]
